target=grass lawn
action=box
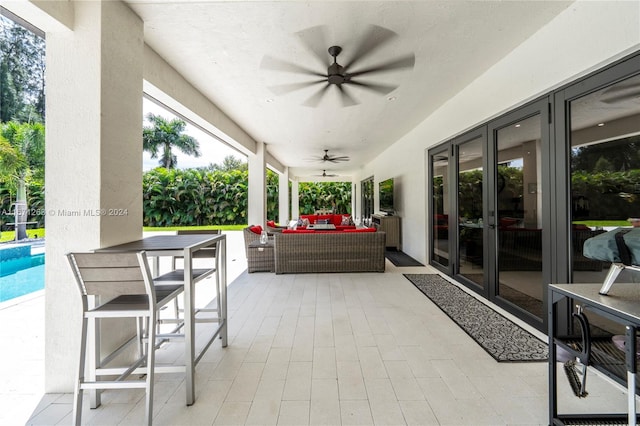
[0,228,45,243]
[144,225,247,232]
[0,225,248,243]
[573,220,630,227]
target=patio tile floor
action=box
[1,231,636,425]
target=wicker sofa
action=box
[273,231,386,274]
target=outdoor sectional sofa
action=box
[273,229,386,274]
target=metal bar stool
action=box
[167,229,221,325]
[68,251,183,425]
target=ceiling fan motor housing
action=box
[328,64,347,84]
[327,46,348,85]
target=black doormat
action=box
[385,250,424,266]
[403,274,548,362]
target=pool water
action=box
[0,253,45,302]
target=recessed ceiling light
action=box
[597,122,605,127]
[387,96,397,101]
[515,124,521,128]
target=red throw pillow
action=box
[249,225,263,234]
[267,220,276,227]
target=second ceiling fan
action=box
[308,149,350,163]
[262,25,415,107]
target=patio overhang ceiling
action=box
[126,0,574,178]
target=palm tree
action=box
[0,121,44,240]
[143,113,201,169]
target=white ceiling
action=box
[126,0,574,179]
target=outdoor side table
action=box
[247,239,275,272]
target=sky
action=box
[142,98,244,171]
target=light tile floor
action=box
[2,231,637,425]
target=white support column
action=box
[278,167,290,224]
[248,141,266,226]
[291,179,300,219]
[44,1,143,392]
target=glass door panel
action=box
[431,151,449,267]
[495,114,544,319]
[569,73,640,284]
[457,136,484,287]
[361,177,374,223]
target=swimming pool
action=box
[0,249,45,303]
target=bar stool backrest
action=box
[176,229,220,259]
[68,251,155,300]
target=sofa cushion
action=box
[282,229,315,233]
[249,225,263,234]
[335,225,357,230]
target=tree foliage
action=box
[205,155,248,172]
[0,121,45,237]
[141,167,351,226]
[142,113,201,169]
[298,181,352,215]
[0,16,45,122]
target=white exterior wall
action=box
[358,0,640,264]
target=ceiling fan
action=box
[262,25,415,107]
[308,149,350,163]
[315,170,339,177]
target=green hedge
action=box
[1,167,354,229]
[142,168,352,227]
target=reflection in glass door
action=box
[457,136,484,288]
[495,113,545,320]
[361,177,374,222]
[569,73,640,284]
[431,151,449,267]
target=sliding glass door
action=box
[566,73,640,285]
[430,149,450,269]
[455,132,486,291]
[489,100,551,325]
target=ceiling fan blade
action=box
[302,83,330,107]
[261,55,325,77]
[295,25,329,67]
[338,85,359,107]
[348,54,415,78]
[343,25,399,73]
[347,80,398,95]
[267,79,327,96]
